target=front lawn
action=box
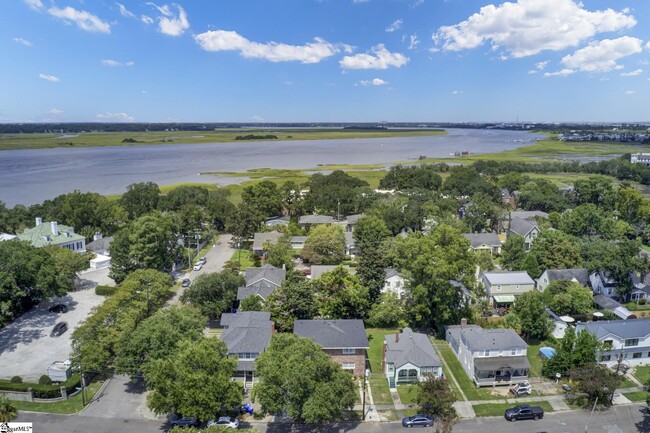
[472,401,554,417]
[397,384,418,405]
[634,366,650,386]
[13,381,103,414]
[228,249,256,269]
[366,328,399,406]
[623,391,648,402]
[369,373,393,405]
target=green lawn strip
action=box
[228,249,256,269]
[369,373,393,405]
[402,407,419,417]
[397,384,419,405]
[633,366,650,385]
[472,401,554,418]
[623,391,648,402]
[619,377,637,389]
[433,339,498,401]
[13,381,103,414]
[365,328,399,406]
[379,409,400,421]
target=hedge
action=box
[0,373,81,398]
[95,285,118,296]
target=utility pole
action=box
[362,367,367,420]
[79,358,86,406]
[584,396,598,433]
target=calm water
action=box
[0,128,542,206]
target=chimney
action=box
[50,221,59,236]
[35,217,42,226]
[271,322,275,334]
[395,331,400,343]
[461,318,468,328]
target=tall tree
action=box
[159,185,209,212]
[180,271,244,318]
[512,291,551,340]
[266,277,318,332]
[464,193,503,233]
[226,203,264,246]
[303,170,370,215]
[264,233,294,270]
[353,215,391,254]
[416,377,457,433]
[366,292,407,328]
[574,176,614,208]
[302,224,346,265]
[315,266,370,320]
[254,333,357,423]
[357,248,388,302]
[500,234,526,270]
[241,180,284,217]
[570,364,622,408]
[530,230,582,271]
[120,182,160,220]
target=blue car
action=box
[402,414,434,428]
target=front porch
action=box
[473,356,530,387]
[386,363,442,389]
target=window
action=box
[342,348,356,355]
[633,352,642,359]
[342,362,355,370]
[600,355,611,362]
[238,353,259,360]
[479,349,491,357]
[511,348,517,355]
[496,285,501,291]
[625,339,639,347]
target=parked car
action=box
[401,414,434,428]
[181,278,191,288]
[504,405,544,422]
[509,381,532,396]
[193,263,203,271]
[50,321,69,337]
[48,304,68,313]
[170,415,199,427]
[207,417,239,429]
[197,257,207,265]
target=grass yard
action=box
[623,391,648,402]
[369,373,393,405]
[472,401,554,417]
[633,366,650,386]
[397,384,419,405]
[12,381,103,414]
[620,377,637,389]
[228,249,257,269]
[366,328,399,406]
[379,409,400,421]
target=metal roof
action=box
[446,324,528,352]
[245,264,286,288]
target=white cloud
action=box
[561,37,643,72]
[625,90,636,95]
[101,59,135,67]
[48,6,111,33]
[147,3,189,36]
[433,0,636,58]
[141,15,154,25]
[125,61,135,66]
[251,115,265,121]
[386,19,403,33]
[39,73,60,82]
[13,37,32,47]
[621,69,643,77]
[96,112,135,122]
[195,30,342,64]
[48,108,64,115]
[359,78,389,86]
[410,0,424,9]
[340,44,409,70]
[452,90,463,95]
[646,42,650,51]
[535,61,549,70]
[543,69,575,77]
[24,0,43,11]
[408,35,419,50]
[528,70,537,74]
[116,2,135,19]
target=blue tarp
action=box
[539,347,556,360]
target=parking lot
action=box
[0,287,106,381]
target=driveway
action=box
[0,288,105,381]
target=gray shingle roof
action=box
[310,265,351,280]
[509,211,549,220]
[385,267,400,279]
[237,286,276,301]
[245,264,286,288]
[85,236,114,252]
[345,214,364,225]
[384,328,440,369]
[481,271,534,286]
[252,232,283,251]
[463,233,502,249]
[294,319,369,349]
[509,217,537,237]
[220,311,273,357]
[544,268,590,287]
[446,324,528,351]
[299,215,334,225]
[576,318,650,340]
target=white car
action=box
[193,263,203,271]
[207,416,239,429]
[197,257,207,265]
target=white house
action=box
[590,271,618,298]
[576,319,650,366]
[537,268,590,292]
[17,218,85,252]
[383,268,405,298]
[382,328,442,388]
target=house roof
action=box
[474,356,531,371]
[481,271,534,286]
[446,324,528,351]
[265,216,290,227]
[237,286,276,301]
[290,236,308,243]
[463,233,502,249]
[345,214,364,225]
[509,217,537,237]
[543,268,590,287]
[385,267,400,280]
[0,233,17,241]
[310,265,351,280]
[245,264,286,288]
[17,221,84,248]
[294,319,369,349]
[252,232,283,251]
[576,318,650,340]
[220,311,273,357]
[384,328,440,369]
[592,295,636,319]
[299,215,334,225]
[449,280,471,299]
[509,211,549,220]
[85,236,114,252]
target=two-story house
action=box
[294,319,369,377]
[536,268,590,292]
[590,271,618,298]
[480,271,535,308]
[382,328,442,388]
[446,321,530,387]
[17,218,86,252]
[508,217,540,251]
[383,268,406,298]
[463,233,503,255]
[220,311,274,389]
[576,319,650,366]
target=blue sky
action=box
[1,0,649,123]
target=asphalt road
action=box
[15,404,650,433]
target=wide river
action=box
[0,128,542,206]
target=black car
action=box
[504,405,544,422]
[402,414,434,428]
[50,321,69,337]
[48,304,68,313]
[181,278,191,288]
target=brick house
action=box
[294,319,369,377]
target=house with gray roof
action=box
[593,295,636,320]
[508,217,540,251]
[252,231,284,255]
[383,328,442,388]
[537,268,590,292]
[220,311,274,388]
[265,216,290,228]
[480,271,535,307]
[244,264,286,289]
[85,233,113,256]
[343,214,364,232]
[576,319,650,366]
[309,264,352,280]
[290,236,307,249]
[294,319,369,377]
[446,322,529,387]
[299,214,334,226]
[463,233,502,255]
[17,218,86,252]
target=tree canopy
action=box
[302,224,346,265]
[180,271,244,318]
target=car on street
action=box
[48,304,68,313]
[504,405,544,422]
[401,414,434,428]
[207,416,239,429]
[193,263,203,271]
[197,257,207,265]
[50,321,69,337]
[170,415,199,427]
[181,278,191,288]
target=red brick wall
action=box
[323,349,366,377]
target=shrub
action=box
[38,375,52,385]
[639,299,647,305]
[10,376,22,383]
[0,374,81,398]
[95,285,118,296]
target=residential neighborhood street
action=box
[15,403,649,433]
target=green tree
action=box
[109,212,180,283]
[574,176,614,207]
[254,333,356,423]
[240,295,264,311]
[464,193,503,232]
[146,338,242,421]
[500,234,526,270]
[559,204,615,238]
[443,166,500,201]
[303,170,370,215]
[266,277,318,332]
[545,281,593,315]
[0,396,17,422]
[316,267,370,319]
[206,189,235,231]
[264,234,294,270]
[416,376,457,433]
[512,291,551,340]
[521,253,540,278]
[226,203,264,246]
[241,180,284,217]
[570,364,622,408]
[366,292,407,328]
[115,305,206,376]
[180,271,244,318]
[379,164,443,191]
[120,182,160,220]
[302,224,346,265]
[542,327,600,377]
[43,245,92,289]
[530,230,582,271]
[357,248,388,302]
[159,185,209,212]
[353,215,390,254]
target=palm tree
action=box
[0,396,17,422]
